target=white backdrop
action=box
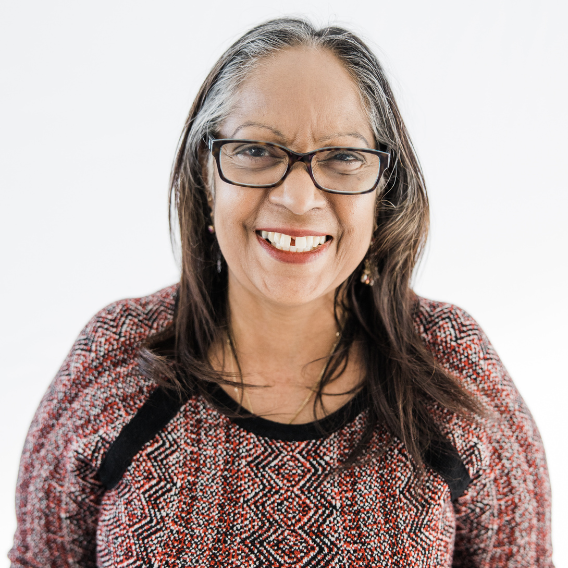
[1,0,566,565]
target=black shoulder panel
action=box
[97,387,185,490]
[424,437,472,501]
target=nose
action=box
[268,162,327,215]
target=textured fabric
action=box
[9,285,554,567]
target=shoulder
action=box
[58,284,177,399]
[26,285,179,465]
[413,296,485,352]
[412,296,534,470]
[77,283,178,358]
[412,296,502,398]
[412,296,534,425]
[67,282,177,401]
[12,286,180,560]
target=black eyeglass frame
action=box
[206,137,391,195]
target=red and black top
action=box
[9,285,554,567]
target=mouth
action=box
[256,230,331,252]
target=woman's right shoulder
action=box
[11,285,181,565]
[28,284,179,448]
[73,283,178,370]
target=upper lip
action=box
[255,227,330,237]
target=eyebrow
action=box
[318,132,371,147]
[229,122,371,148]
[230,122,286,139]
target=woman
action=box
[10,18,553,567]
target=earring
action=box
[360,257,375,286]
[216,249,222,274]
[207,207,215,234]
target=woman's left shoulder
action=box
[412,296,502,395]
[412,297,542,465]
[412,303,553,564]
[413,296,487,350]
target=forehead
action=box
[220,46,374,148]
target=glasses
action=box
[207,138,391,195]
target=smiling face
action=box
[210,46,378,308]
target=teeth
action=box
[295,236,307,249]
[261,231,329,252]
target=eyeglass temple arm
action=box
[378,142,391,168]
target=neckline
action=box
[206,382,369,442]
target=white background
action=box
[1,0,566,565]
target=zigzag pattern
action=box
[9,286,553,567]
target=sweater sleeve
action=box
[8,299,159,568]
[419,304,554,567]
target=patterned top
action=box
[9,285,554,567]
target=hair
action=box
[140,17,483,473]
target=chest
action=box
[96,406,456,567]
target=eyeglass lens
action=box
[218,142,382,192]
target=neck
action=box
[226,272,341,389]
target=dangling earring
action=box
[207,207,215,234]
[206,192,215,234]
[216,249,223,274]
[360,257,375,286]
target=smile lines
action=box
[259,231,328,252]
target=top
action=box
[9,285,554,567]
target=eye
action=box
[236,145,271,158]
[220,142,287,175]
[315,150,368,173]
[230,143,284,160]
[326,151,365,163]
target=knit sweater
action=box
[9,285,553,567]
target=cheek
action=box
[212,179,261,253]
[337,194,376,251]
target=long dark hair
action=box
[140,18,482,472]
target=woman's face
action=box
[212,46,377,307]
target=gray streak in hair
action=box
[185,18,401,192]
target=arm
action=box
[452,340,553,567]
[8,327,106,567]
[431,307,553,567]
[8,296,161,568]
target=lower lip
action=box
[256,233,331,264]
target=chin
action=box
[256,277,335,307]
